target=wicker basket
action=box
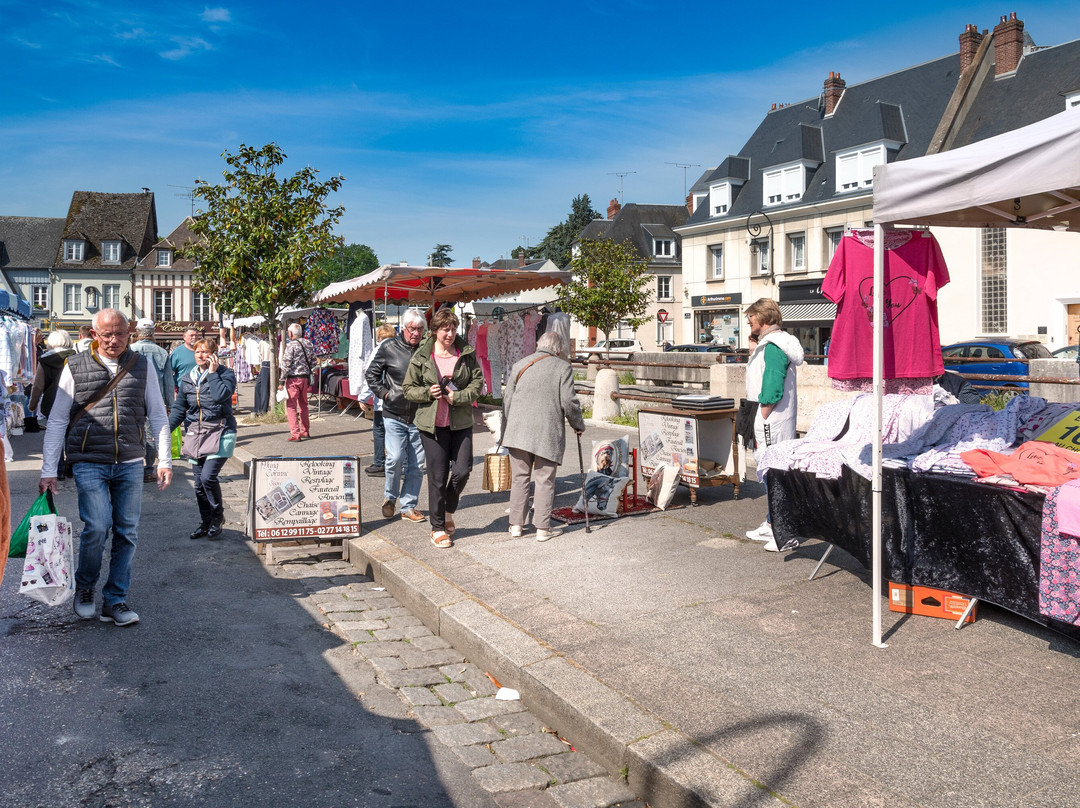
[482,451,512,493]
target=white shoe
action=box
[764,535,800,553]
[509,525,523,538]
[746,522,773,542]
[536,527,563,542]
[763,536,779,552]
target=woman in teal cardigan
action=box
[402,307,484,548]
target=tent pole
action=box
[872,224,888,648]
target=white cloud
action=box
[14,36,42,49]
[161,36,213,61]
[201,7,231,23]
[88,53,122,68]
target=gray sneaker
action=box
[100,602,140,626]
[73,588,96,620]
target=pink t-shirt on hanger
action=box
[822,230,950,381]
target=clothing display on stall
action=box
[305,307,342,357]
[823,230,949,391]
[476,323,492,395]
[348,311,374,402]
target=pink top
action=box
[822,231,950,380]
[433,351,459,428]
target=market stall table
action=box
[637,405,740,504]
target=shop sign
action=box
[657,309,669,323]
[157,320,218,333]
[690,293,742,308]
[779,278,827,303]
[249,456,362,541]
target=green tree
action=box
[536,194,601,268]
[429,244,453,267]
[185,142,344,394]
[312,243,379,290]
[557,237,651,359]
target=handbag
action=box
[482,451,512,493]
[181,419,226,459]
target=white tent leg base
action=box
[809,543,834,581]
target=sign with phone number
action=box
[248,456,362,543]
[254,524,356,540]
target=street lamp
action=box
[745,210,775,285]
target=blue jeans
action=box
[72,461,143,607]
[372,409,386,465]
[383,416,425,512]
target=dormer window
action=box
[102,240,121,264]
[654,239,674,257]
[156,249,172,267]
[64,239,85,262]
[763,165,806,207]
[836,144,887,192]
[710,183,732,216]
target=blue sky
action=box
[3,2,1078,268]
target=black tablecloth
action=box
[767,465,1080,639]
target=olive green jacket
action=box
[402,333,484,433]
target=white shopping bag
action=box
[20,514,75,606]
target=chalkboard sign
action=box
[247,456,362,542]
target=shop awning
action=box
[780,302,836,323]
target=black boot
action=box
[207,517,225,538]
[190,523,211,539]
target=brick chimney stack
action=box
[607,198,621,220]
[518,253,526,268]
[959,23,985,72]
[686,192,694,214]
[472,256,482,269]
[993,12,1024,75]
[824,72,846,115]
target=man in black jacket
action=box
[365,308,427,522]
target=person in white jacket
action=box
[742,298,804,551]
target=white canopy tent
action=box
[864,106,1080,647]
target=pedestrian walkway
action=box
[227,380,1080,808]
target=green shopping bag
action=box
[171,426,183,460]
[9,491,56,558]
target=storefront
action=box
[690,293,742,347]
[778,279,835,364]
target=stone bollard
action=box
[586,355,602,381]
[594,367,620,421]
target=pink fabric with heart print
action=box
[822,232,950,380]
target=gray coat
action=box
[500,348,585,464]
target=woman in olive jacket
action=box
[402,308,484,548]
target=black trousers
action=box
[253,362,270,414]
[192,456,229,524]
[418,426,472,531]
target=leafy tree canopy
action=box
[536,194,601,268]
[185,142,344,388]
[557,237,652,354]
[429,244,453,267]
[311,243,380,290]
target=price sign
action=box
[1036,412,1080,450]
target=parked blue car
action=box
[941,339,1052,388]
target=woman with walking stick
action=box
[500,331,585,541]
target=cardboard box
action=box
[888,582,977,624]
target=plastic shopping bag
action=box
[9,490,56,558]
[20,513,75,606]
[171,426,183,460]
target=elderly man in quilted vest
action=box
[39,309,173,627]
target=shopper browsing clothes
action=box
[500,331,585,541]
[279,323,317,441]
[169,337,237,539]
[742,298,804,552]
[403,308,484,549]
[365,309,427,524]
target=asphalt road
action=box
[0,440,498,808]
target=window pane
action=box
[710,245,724,279]
[154,290,173,321]
[980,228,1007,333]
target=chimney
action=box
[686,192,694,214]
[824,72,846,115]
[472,256,481,269]
[993,12,1024,75]
[607,198,621,220]
[959,23,985,72]
[518,253,526,268]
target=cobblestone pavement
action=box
[269,550,646,808]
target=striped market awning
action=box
[780,302,836,324]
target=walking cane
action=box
[576,432,591,534]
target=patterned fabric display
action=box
[304,307,341,357]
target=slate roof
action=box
[575,203,689,261]
[54,191,158,270]
[0,216,65,268]
[487,258,548,271]
[682,53,961,227]
[949,37,1080,147]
